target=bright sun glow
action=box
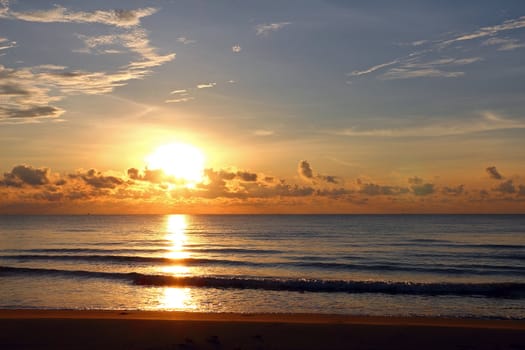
[146,143,205,186]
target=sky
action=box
[1,0,525,214]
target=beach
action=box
[1,310,524,350]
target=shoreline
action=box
[1,309,525,328]
[1,310,524,350]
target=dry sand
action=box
[1,310,524,349]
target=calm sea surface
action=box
[1,215,524,318]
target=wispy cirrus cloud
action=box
[73,29,176,70]
[177,36,195,45]
[349,15,525,81]
[197,82,216,89]
[255,22,291,36]
[0,36,15,51]
[482,37,525,51]
[165,97,194,104]
[380,57,482,80]
[165,89,193,103]
[0,3,157,27]
[253,129,275,136]
[443,16,525,44]
[350,60,399,77]
[337,112,525,137]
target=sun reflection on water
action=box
[163,214,190,274]
[160,287,196,310]
[156,215,196,310]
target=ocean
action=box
[0,214,524,319]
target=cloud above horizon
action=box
[486,166,504,180]
[1,162,524,213]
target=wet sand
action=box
[1,310,524,349]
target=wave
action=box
[60,228,98,233]
[1,266,523,298]
[0,248,279,255]
[373,242,525,250]
[0,248,170,254]
[0,254,258,266]
[0,254,523,276]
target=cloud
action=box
[408,176,423,185]
[1,165,50,187]
[255,22,291,36]
[298,160,314,180]
[0,36,15,51]
[128,168,167,183]
[381,67,464,80]
[197,83,216,89]
[318,175,339,184]
[350,15,524,81]
[194,168,290,199]
[494,179,516,194]
[35,64,68,70]
[2,162,525,213]
[482,37,525,51]
[0,105,65,121]
[69,169,124,189]
[237,171,258,182]
[486,166,503,180]
[76,27,175,69]
[2,5,157,27]
[116,29,176,70]
[359,182,409,196]
[166,89,192,103]
[0,0,8,16]
[351,54,480,81]
[442,185,465,196]
[297,160,340,184]
[0,65,65,122]
[232,45,241,53]
[411,183,435,196]
[338,112,525,137]
[380,57,481,80]
[350,60,399,77]
[177,37,195,45]
[32,190,64,202]
[254,129,274,136]
[444,16,525,44]
[165,97,194,103]
[127,168,140,180]
[411,40,428,46]
[0,5,174,123]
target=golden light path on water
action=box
[158,214,196,310]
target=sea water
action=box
[0,214,524,318]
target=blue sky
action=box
[1,0,524,213]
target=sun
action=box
[146,143,205,186]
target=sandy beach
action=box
[1,310,524,350]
